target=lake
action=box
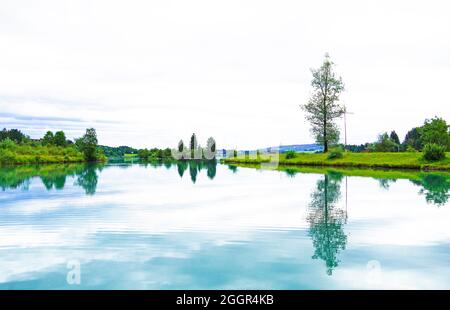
[0,161,449,289]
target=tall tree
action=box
[0,128,27,143]
[54,131,67,147]
[302,54,345,152]
[403,127,423,150]
[76,128,99,161]
[178,139,184,153]
[421,117,450,150]
[190,133,198,159]
[205,137,216,160]
[389,130,400,145]
[42,131,54,145]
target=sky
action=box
[0,0,449,149]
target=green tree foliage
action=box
[421,117,450,150]
[98,145,138,158]
[285,150,297,159]
[42,131,55,145]
[301,54,345,152]
[327,146,344,159]
[369,132,399,152]
[190,133,198,159]
[138,147,173,160]
[0,128,27,143]
[76,128,99,162]
[390,130,400,145]
[403,127,423,151]
[178,140,184,153]
[54,131,67,147]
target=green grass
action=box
[229,162,450,182]
[0,143,106,165]
[222,152,450,171]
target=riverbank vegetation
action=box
[0,128,106,165]
[222,152,450,170]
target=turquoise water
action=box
[0,162,449,289]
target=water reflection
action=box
[411,174,449,206]
[0,161,219,193]
[307,172,347,275]
[0,163,103,195]
[281,167,449,207]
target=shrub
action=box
[406,145,418,152]
[327,147,344,160]
[0,149,16,163]
[423,143,446,161]
[0,138,16,150]
[285,150,297,159]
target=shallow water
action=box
[0,162,449,289]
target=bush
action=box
[0,138,16,150]
[406,145,418,153]
[0,149,16,163]
[327,147,344,159]
[423,143,446,161]
[285,150,297,159]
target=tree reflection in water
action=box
[307,172,347,275]
[411,174,449,206]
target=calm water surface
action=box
[0,161,449,289]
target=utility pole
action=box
[343,105,354,150]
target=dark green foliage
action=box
[76,128,99,162]
[190,133,198,159]
[54,131,67,147]
[98,145,138,158]
[285,150,297,159]
[390,130,400,145]
[403,127,423,151]
[369,132,399,152]
[0,128,27,143]
[178,140,184,153]
[42,131,55,145]
[344,144,368,152]
[423,143,446,161]
[138,147,173,160]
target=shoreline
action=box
[221,152,450,172]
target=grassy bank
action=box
[229,162,450,181]
[222,152,450,171]
[0,143,105,165]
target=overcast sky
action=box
[0,0,449,149]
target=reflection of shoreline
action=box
[0,163,104,195]
[230,164,450,206]
[0,160,219,193]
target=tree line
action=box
[0,127,104,162]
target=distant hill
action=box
[267,144,324,153]
[216,144,323,158]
